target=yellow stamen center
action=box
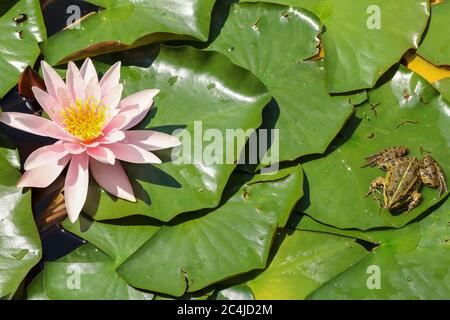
[60,98,107,142]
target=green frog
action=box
[364,146,447,212]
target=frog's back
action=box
[384,157,420,205]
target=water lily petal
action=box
[99,61,121,97]
[121,108,149,130]
[17,154,71,188]
[90,159,136,202]
[85,77,101,101]
[64,142,87,154]
[119,89,160,111]
[103,89,159,132]
[102,109,140,134]
[96,130,126,145]
[24,142,68,170]
[64,152,89,223]
[41,60,70,106]
[87,145,116,165]
[107,143,162,164]
[0,112,75,141]
[124,130,181,151]
[80,58,98,84]
[32,86,64,125]
[102,84,123,111]
[66,61,86,102]
[121,89,160,130]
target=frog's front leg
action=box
[420,155,448,196]
[365,176,385,197]
[407,192,422,212]
[363,146,409,169]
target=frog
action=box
[363,146,447,212]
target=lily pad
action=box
[117,165,303,297]
[85,45,270,222]
[293,214,378,243]
[215,284,255,300]
[62,215,159,264]
[403,52,450,102]
[207,2,354,161]
[297,66,450,230]
[0,0,46,98]
[242,0,430,93]
[0,132,41,298]
[246,230,367,299]
[309,196,450,299]
[32,244,153,300]
[26,271,48,300]
[417,1,450,66]
[40,0,216,65]
[434,77,450,102]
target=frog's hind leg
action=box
[362,146,409,169]
[420,156,448,196]
[407,192,422,212]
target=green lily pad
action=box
[207,2,354,162]
[434,77,450,103]
[35,244,153,300]
[0,0,46,98]
[26,271,49,300]
[309,196,450,299]
[85,46,270,222]
[242,0,430,93]
[246,230,367,299]
[40,0,216,65]
[417,1,450,66]
[293,214,378,243]
[297,66,450,230]
[0,132,41,298]
[0,131,20,169]
[62,215,159,264]
[117,165,303,297]
[215,284,255,300]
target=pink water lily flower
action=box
[0,59,180,222]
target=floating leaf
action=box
[62,215,159,264]
[26,271,48,300]
[242,0,430,93]
[417,1,450,66]
[434,78,450,102]
[215,284,255,300]
[246,230,367,299]
[40,0,216,65]
[0,0,46,98]
[297,66,450,229]
[403,52,450,102]
[117,165,303,297]
[309,197,450,299]
[29,244,153,300]
[0,132,41,298]
[208,2,354,161]
[293,214,378,243]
